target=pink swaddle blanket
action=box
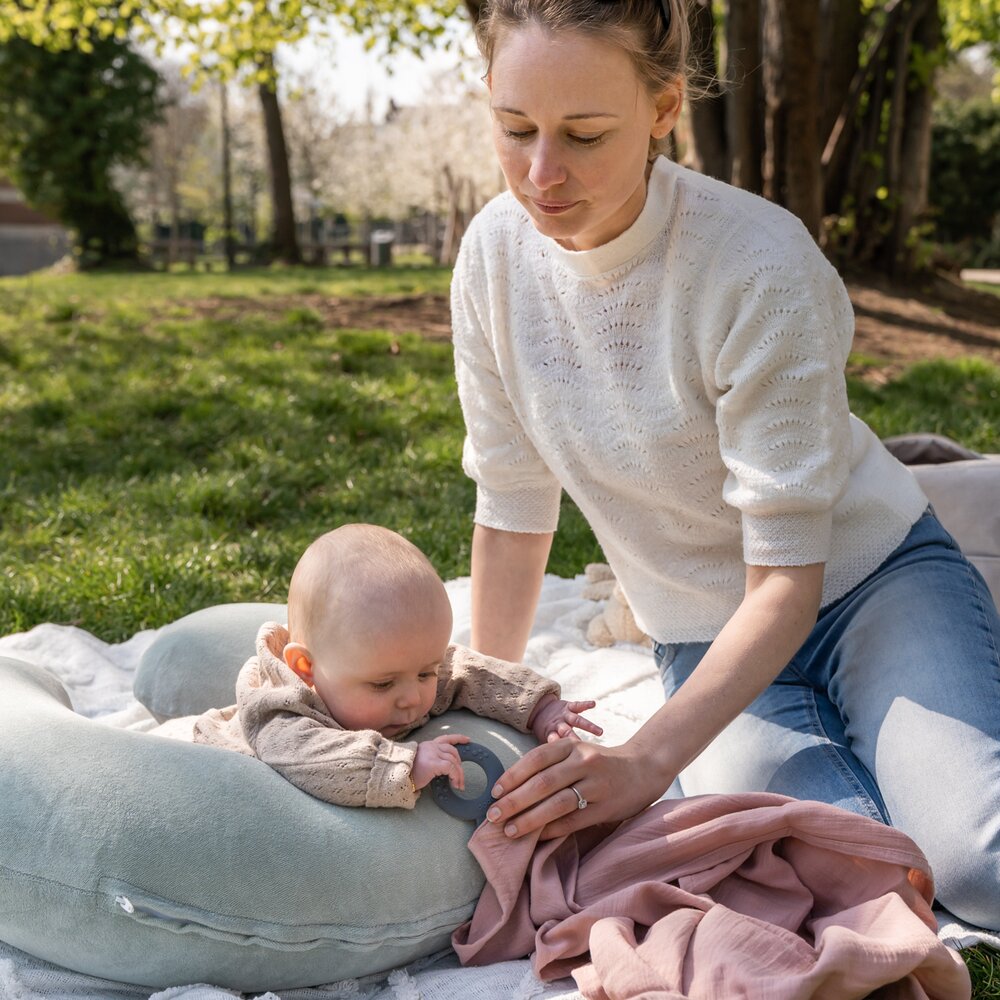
[453,792,970,1000]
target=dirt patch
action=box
[846,273,1000,382]
[185,278,1000,378]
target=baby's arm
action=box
[411,734,470,791]
[528,694,603,744]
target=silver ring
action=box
[570,785,588,810]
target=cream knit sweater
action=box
[452,156,927,643]
[192,622,559,809]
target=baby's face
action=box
[309,610,451,737]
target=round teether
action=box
[430,742,506,825]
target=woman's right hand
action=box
[485,736,671,840]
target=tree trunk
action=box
[687,0,728,180]
[724,0,764,193]
[257,56,301,265]
[818,0,865,150]
[220,81,236,271]
[884,0,941,276]
[762,0,822,237]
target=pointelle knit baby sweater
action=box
[452,156,928,643]
[192,621,560,809]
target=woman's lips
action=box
[532,199,579,215]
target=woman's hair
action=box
[475,0,692,102]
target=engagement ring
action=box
[570,785,588,810]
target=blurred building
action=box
[0,177,70,276]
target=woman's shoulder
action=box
[658,158,829,272]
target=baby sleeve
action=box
[431,643,560,733]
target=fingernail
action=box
[504,824,518,837]
[487,807,501,822]
[492,784,503,797]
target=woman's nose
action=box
[527,138,567,192]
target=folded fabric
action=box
[454,793,971,1000]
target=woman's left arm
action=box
[486,561,826,839]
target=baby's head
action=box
[282,524,453,736]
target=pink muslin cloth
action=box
[453,793,970,1000]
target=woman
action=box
[451,0,1000,929]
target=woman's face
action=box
[488,23,680,252]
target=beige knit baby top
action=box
[192,621,559,809]
[452,156,928,643]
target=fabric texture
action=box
[454,794,972,1000]
[452,155,928,643]
[656,509,1000,930]
[0,651,538,992]
[189,621,559,808]
[135,603,288,721]
[1,575,997,998]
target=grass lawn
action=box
[2,264,998,641]
[2,264,1000,994]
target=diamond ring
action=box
[570,785,588,810]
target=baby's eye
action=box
[418,671,438,682]
[370,681,394,692]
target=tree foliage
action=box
[0,28,161,267]
[0,0,464,80]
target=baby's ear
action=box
[283,642,315,686]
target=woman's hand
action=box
[485,737,671,840]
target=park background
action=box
[0,1,999,992]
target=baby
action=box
[191,523,601,808]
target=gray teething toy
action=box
[430,742,505,825]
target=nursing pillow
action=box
[0,649,536,991]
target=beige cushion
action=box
[909,459,1000,606]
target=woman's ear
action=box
[651,80,684,139]
[283,642,315,686]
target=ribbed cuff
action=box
[741,509,833,566]
[474,484,562,535]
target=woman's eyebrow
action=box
[492,105,620,120]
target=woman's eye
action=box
[501,126,534,141]
[571,133,606,146]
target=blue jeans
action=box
[654,509,1000,929]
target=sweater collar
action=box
[540,155,674,278]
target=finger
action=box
[497,786,584,839]
[569,715,604,736]
[435,733,471,745]
[490,739,574,799]
[566,701,597,712]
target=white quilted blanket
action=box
[0,574,994,1000]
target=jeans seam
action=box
[963,557,1000,675]
[800,686,887,824]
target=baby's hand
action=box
[530,695,604,744]
[410,734,471,791]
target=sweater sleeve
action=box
[452,229,563,534]
[249,713,420,809]
[708,219,855,567]
[431,643,560,733]
[229,641,420,809]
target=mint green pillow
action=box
[0,654,535,991]
[135,602,287,721]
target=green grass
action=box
[2,265,1000,994]
[1,265,997,644]
[0,266,600,640]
